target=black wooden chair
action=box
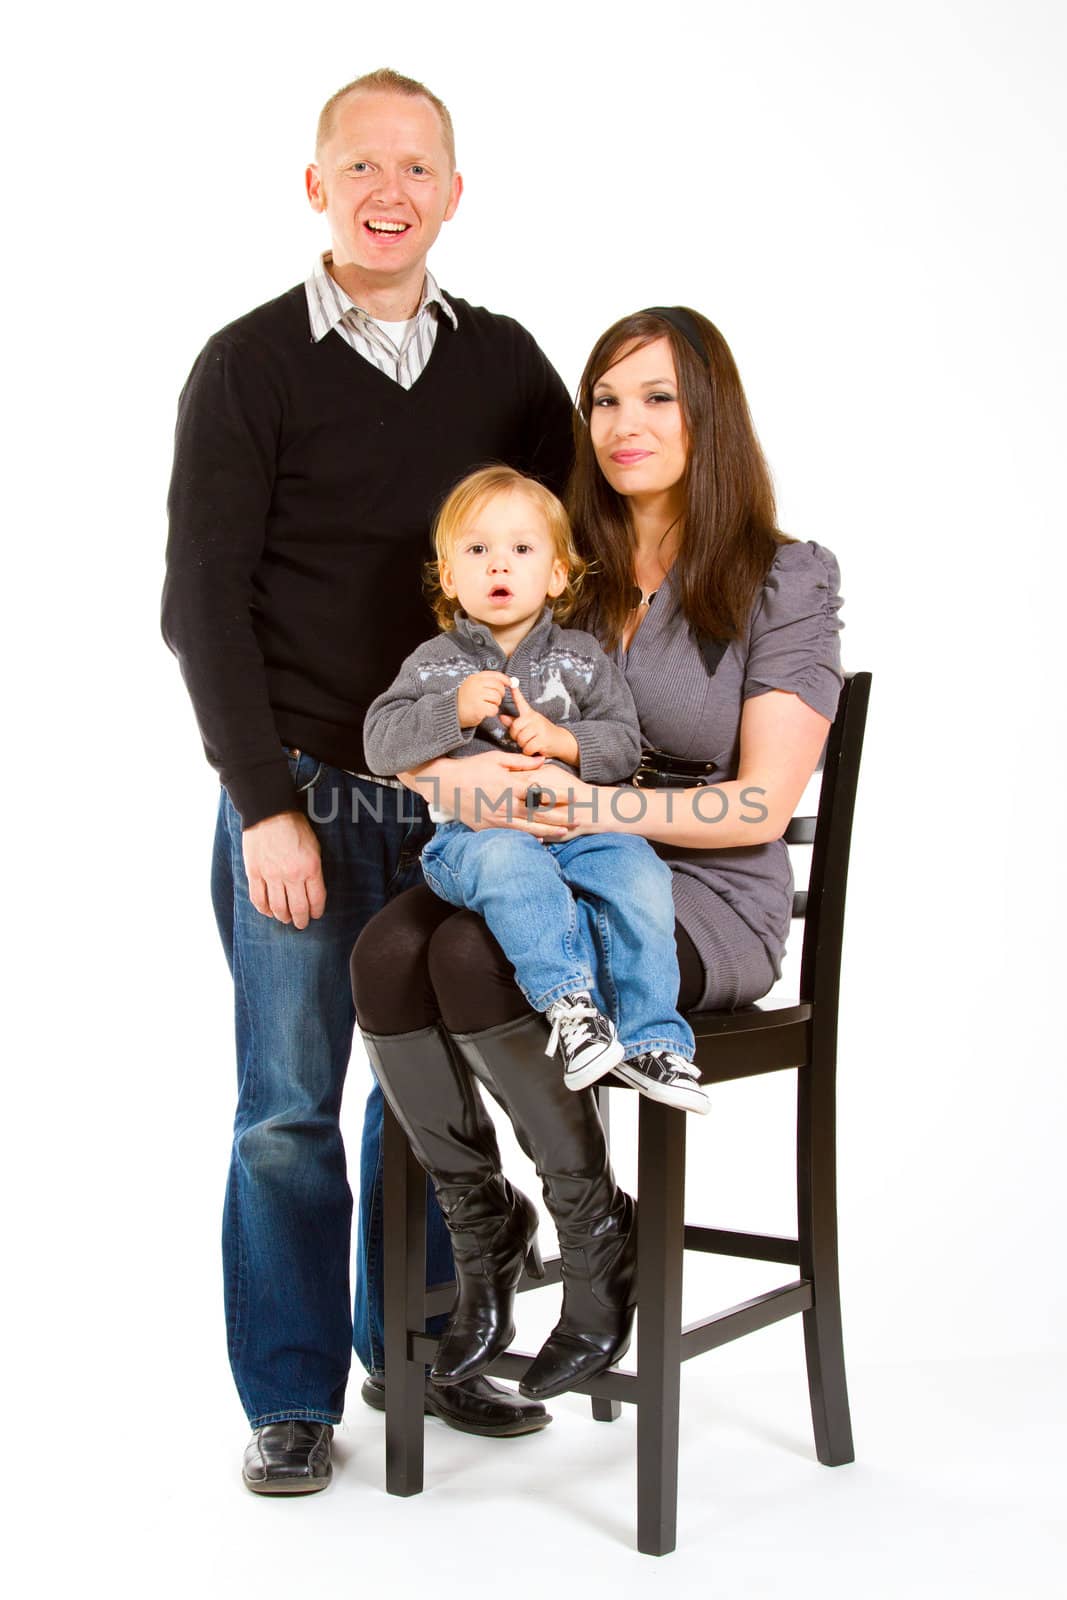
[380,670,872,1555]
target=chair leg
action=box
[797,1058,855,1466]
[635,1097,686,1556]
[590,1082,622,1424]
[383,1098,427,1496]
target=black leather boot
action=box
[447,1013,637,1402]
[362,1025,543,1388]
[430,1172,543,1384]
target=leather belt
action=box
[632,749,717,789]
[285,747,406,791]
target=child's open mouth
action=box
[489,586,513,602]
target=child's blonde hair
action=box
[426,466,586,631]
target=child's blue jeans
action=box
[421,824,695,1061]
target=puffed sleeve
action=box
[743,541,844,721]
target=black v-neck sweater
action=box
[163,285,574,826]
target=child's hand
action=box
[500,684,580,764]
[456,671,514,728]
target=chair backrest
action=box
[783,673,872,1015]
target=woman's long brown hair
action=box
[567,309,790,649]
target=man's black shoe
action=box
[242,1420,334,1495]
[361,1371,551,1437]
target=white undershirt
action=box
[368,316,418,348]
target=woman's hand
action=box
[499,685,580,765]
[525,773,603,836]
[399,750,573,839]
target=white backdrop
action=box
[5,0,1065,1582]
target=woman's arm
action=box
[533,689,832,849]
[398,751,573,839]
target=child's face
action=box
[440,489,568,636]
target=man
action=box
[163,68,574,1495]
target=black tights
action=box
[351,884,705,1036]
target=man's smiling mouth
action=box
[364,219,411,234]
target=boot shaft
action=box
[361,1024,502,1188]
[446,1013,634,1260]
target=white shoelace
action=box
[655,1052,701,1081]
[545,998,600,1059]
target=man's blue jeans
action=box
[421,825,695,1060]
[211,751,453,1427]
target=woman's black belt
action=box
[631,749,718,789]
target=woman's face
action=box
[589,336,688,502]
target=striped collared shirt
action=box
[304,252,458,389]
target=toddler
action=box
[362,466,706,1114]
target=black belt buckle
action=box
[632,749,717,789]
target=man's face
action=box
[306,90,462,284]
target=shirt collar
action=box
[305,252,458,342]
[451,607,555,657]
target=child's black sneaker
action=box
[544,992,625,1090]
[612,1051,710,1115]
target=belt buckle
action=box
[632,760,658,790]
[633,750,714,789]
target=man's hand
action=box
[499,684,580,764]
[456,671,514,728]
[242,811,327,929]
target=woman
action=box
[351,306,844,1402]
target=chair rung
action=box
[680,1280,813,1360]
[416,1278,813,1384]
[407,1334,640,1402]
[520,1256,562,1291]
[423,1257,562,1317]
[684,1226,800,1264]
[488,1348,639,1403]
[424,1281,455,1318]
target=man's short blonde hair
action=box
[315,68,456,168]
[426,467,586,631]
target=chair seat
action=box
[682,997,812,1085]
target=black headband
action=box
[641,305,708,366]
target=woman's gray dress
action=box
[611,540,844,1010]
